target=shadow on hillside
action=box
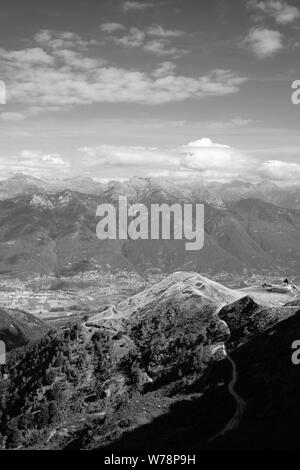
[96,364,235,451]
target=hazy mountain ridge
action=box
[1,173,299,209]
[0,176,299,277]
[208,179,300,210]
[0,190,134,276]
[0,174,104,200]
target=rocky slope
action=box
[0,307,48,351]
[219,295,299,349]
[86,272,242,391]
[1,272,299,449]
[87,272,242,327]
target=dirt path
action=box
[208,303,247,443]
[208,354,246,442]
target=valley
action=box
[0,270,152,325]
[0,174,299,450]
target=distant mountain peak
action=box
[223,179,253,189]
[255,180,279,189]
[30,194,54,209]
[8,173,44,184]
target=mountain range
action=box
[1,173,299,208]
[0,174,298,278]
[0,173,104,200]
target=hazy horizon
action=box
[1,171,300,188]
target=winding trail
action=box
[208,303,247,443]
[221,355,246,432]
[208,353,246,442]
[215,285,299,438]
[207,353,246,443]
[213,283,298,439]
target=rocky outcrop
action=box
[0,307,49,351]
[219,295,299,349]
[285,296,300,307]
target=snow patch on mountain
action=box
[30,194,54,209]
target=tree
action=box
[48,401,60,423]
[6,419,22,449]
[6,428,22,448]
[18,412,34,430]
[43,368,56,386]
[38,404,50,428]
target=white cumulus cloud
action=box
[0,31,247,114]
[79,138,254,182]
[79,138,300,184]
[260,160,300,181]
[247,0,300,25]
[109,27,146,47]
[242,27,284,58]
[100,23,126,33]
[0,150,70,178]
[147,25,186,37]
[122,1,154,12]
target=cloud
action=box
[179,138,252,174]
[0,31,247,112]
[34,30,97,50]
[152,61,177,78]
[247,0,300,25]
[79,138,254,182]
[0,47,54,65]
[100,23,126,33]
[54,49,106,69]
[79,144,181,167]
[122,1,154,12]
[1,112,26,121]
[242,27,284,58]
[260,160,300,181]
[144,39,189,57]
[207,118,260,130]
[0,139,296,184]
[103,24,188,57]
[0,150,70,178]
[147,25,186,37]
[41,153,68,166]
[110,27,146,47]
[20,150,69,168]
[79,138,300,184]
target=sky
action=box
[0,0,300,184]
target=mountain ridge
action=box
[0,183,299,277]
[1,173,299,209]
